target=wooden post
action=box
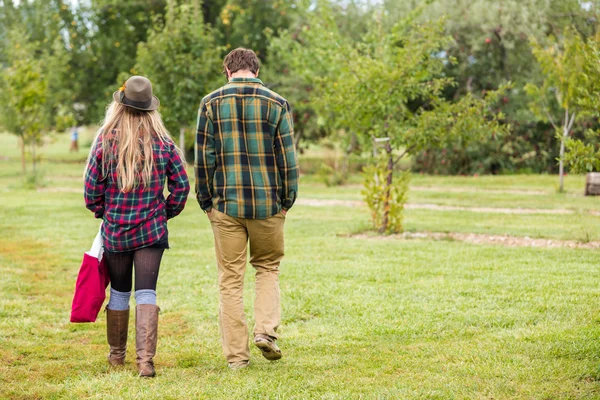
[585,172,600,196]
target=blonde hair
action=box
[86,102,185,193]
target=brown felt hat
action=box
[112,76,160,111]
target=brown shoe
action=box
[228,360,250,370]
[254,334,282,361]
[135,304,159,378]
[106,308,129,366]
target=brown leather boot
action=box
[135,304,159,378]
[106,308,129,366]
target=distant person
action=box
[84,76,190,377]
[70,127,79,152]
[195,48,299,369]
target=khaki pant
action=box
[209,209,285,363]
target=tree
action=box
[564,31,600,174]
[0,27,64,175]
[271,5,507,233]
[217,0,299,57]
[58,0,168,124]
[525,28,587,192]
[385,0,600,175]
[266,3,339,148]
[134,0,223,155]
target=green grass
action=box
[2,132,600,398]
[300,175,597,212]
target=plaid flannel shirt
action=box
[84,133,190,252]
[195,78,299,219]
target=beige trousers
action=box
[209,209,285,363]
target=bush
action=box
[362,159,410,234]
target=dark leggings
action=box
[104,248,165,292]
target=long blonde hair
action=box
[87,102,184,192]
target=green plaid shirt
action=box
[195,77,299,219]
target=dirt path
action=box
[410,185,548,195]
[341,184,549,195]
[295,198,577,215]
[351,231,600,249]
[405,203,574,215]
[37,188,597,217]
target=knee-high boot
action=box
[106,308,129,366]
[135,304,159,377]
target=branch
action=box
[541,99,558,130]
[567,111,576,133]
[545,109,558,131]
[393,145,416,166]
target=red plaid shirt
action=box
[84,133,190,252]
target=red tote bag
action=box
[70,225,110,323]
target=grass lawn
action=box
[1,132,600,398]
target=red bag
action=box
[70,226,110,323]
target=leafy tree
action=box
[525,28,588,191]
[134,0,223,155]
[217,0,298,57]
[64,0,167,123]
[272,5,507,233]
[0,27,73,175]
[266,3,343,153]
[387,0,600,175]
[564,31,600,174]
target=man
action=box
[195,48,299,369]
[70,126,79,152]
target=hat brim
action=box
[113,91,160,111]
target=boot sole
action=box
[255,340,282,361]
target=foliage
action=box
[265,2,338,151]
[563,31,600,173]
[77,0,168,123]
[134,0,223,150]
[272,4,507,232]
[0,27,52,174]
[2,0,600,177]
[362,158,410,234]
[564,133,600,173]
[525,28,595,189]
[289,9,507,153]
[217,0,298,57]
[393,0,600,175]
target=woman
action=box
[84,76,190,377]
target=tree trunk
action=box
[380,140,393,234]
[20,136,26,174]
[341,132,358,180]
[559,110,576,193]
[293,128,303,151]
[179,127,185,152]
[558,135,565,192]
[31,141,36,175]
[372,135,380,185]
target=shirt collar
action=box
[229,77,263,85]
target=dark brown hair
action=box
[223,47,260,77]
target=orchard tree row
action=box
[1,0,600,231]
